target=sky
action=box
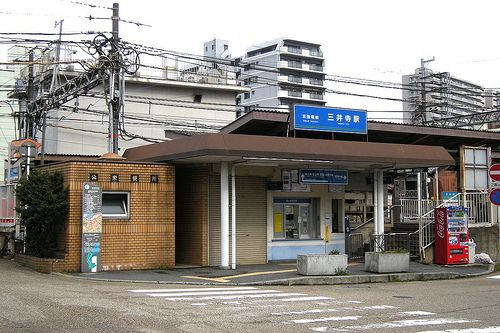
[1,0,500,121]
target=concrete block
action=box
[364,252,410,273]
[297,254,348,276]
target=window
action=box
[205,47,208,52]
[273,198,320,239]
[224,44,228,51]
[244,92,250,99]
[102,192,129,219]
[463,147,489,190]
[193,94,202,103]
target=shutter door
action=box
[209,175,267,266]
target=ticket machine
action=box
[434,206,469,265]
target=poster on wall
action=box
[81,182,102,273]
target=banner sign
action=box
[81,183,102,273]
[292,105,367,134]
[299,169,348,185]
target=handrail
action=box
[351,205,400,231]
[421,193,461,218]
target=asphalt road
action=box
[1,259,500,333]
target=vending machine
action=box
[434,206,469,265]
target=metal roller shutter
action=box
[209,175,267,266]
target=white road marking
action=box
[400,311,436,316]
[362,305,397,310]
[129,287,257,293]
[280,296,333,302]
[325,318,477,331]
[165,293,305,301]
[347,300,363,304]
[487,275,500,279]
[291,316,361,324]
[273,309,339,316]
[191,303,208,306]
[146,290,280,297]
[417,327,500,333]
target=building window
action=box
[205,47,208,52]
[193,94,202,103]
[212,45,215,50]
[224,44,228,51]
[287,45,301,54]
[463,147,489,190]
[251,90,255,95]
[102,192,129,219]
[244,92,250,99]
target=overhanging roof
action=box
[220,110,500,151]
[123,133,454,171]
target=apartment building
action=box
[402,68,485,128]
[237,38,326,114]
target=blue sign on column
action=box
[292,105,367,134]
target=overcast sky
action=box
[2,0,500,121]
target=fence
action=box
[347,233,364,261]
[370,233,419,258]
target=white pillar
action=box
[417,171,422,219]
[373,170,379,251]
[220,162,229,269]
[231,165,236,270]
[377,170,385,246]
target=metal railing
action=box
[370,233,419,258]
[465,191,489,224]
[347,233,364,261]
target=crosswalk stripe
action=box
[487,275,500,279]
[316,318,477,331]
[165,293,306,301]
[273,309,339,316]
[146,290,280,297]
[129,287,257,293]
[400,311,435,316]
[279,296,333,302]
[417,327,500,333]
[291,316,360,324]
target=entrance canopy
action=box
[123,133,454,170]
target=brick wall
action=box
[38,161,175,272]
[175,166,209,266]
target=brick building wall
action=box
[175,166,209,266]
[38,161,175,272]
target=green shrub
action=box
[382,249,409,254]
[16,171,68,258]
[334,267,349,276]
[328,249,340,255]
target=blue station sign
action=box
[299,169,348,185]
[292,105,367,134]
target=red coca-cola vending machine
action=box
[434,206,469,265]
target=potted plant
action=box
[297,249,348,276]
[364,249,410,273]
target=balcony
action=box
[279,47,324,59]
[277,61,325,74]
[278,89,324,101]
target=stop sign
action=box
[489,163,500,182]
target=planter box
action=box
[364,252,410,273]
[297,254,348,276]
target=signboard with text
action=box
[292,105,367,134]
[81,183,102,273]
[299,169,348,185]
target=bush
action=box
[16,171,68,258]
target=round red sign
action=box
[489,163,500,182]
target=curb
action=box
[52,264,495,286]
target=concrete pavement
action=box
[62,261,496,286]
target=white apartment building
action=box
[237,38,326,114]
[8,45,248,156]
[402,68,485,128]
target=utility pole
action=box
[27,50,34,139]
[417,57,435,124]
[108,2,121,154]
[41,19,64,165]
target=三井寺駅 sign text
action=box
[292,105,367,134]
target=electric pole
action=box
[416,56,435,124]
[108,2,121,154]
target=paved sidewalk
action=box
[65,261,496,286]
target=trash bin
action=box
[468,240,476,264]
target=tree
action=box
[16,171,68,258]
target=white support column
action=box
[377,170,385,249]
[417,171,423,253]
[220,162,229,269]
[373,169,379,251]
[231,165,236,270]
